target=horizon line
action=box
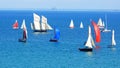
[0,9,120,12]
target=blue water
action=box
[0,10,120,68]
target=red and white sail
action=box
[13,20,19,29]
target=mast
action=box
[105,15,108,29]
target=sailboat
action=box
[80,21,84,28]
[31,13,53,32]
[69,19,74,28]
[13,20,19,29]
[97,18,104,28]
[108,30,116,47]
[79,26,95,52]
[49,28,60,42]
[18,20,28,43]
[102,15,111,32]
[112,30,116,46]
[79,21,101,52]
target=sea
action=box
[0,10,120,68]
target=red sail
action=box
[91,21,101,43]
[13,21,18,29]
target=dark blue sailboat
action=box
[49,28,60,42]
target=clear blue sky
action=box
[0,0,120,10]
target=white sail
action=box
[21,20,26,29]
[80,22,84,28]
[31,23,33,30]
[69,19,74,28]
[33,13,41,30]
[41,16,53,30]
[85,26,93,48]
[102,15,111,32]
[112,30,116,46]
[46,23,53,30]
[97,18,103,26]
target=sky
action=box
[0,0,120,10]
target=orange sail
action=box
[13,20,19,29]
[91,21,101,43]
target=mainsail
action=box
[54,28,60,40]
[21,20,28,39]
[97,18,103,27]
[69,19,74,28]
[85,26,95,48]
[41,16,53,30]
[80,22,84,28]
[33,13,41,30]
[112,30,116,46]
[91,21,101,43]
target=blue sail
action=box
[54,28,60,40]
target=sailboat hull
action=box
[13,27,19,29]
[102,30,111,32]
[18,38,26,43]
[79,48,92,52]
[107,45,115,48]
[49,39,58,42]
[33,30,47,32]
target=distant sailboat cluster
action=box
[11,12,116,52]
[69,19,84,29]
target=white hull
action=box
[102,28,111,32]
